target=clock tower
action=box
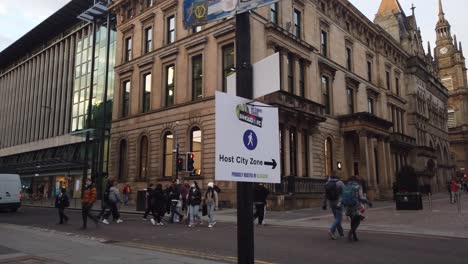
[434,0,468,176]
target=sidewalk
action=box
[0,224,223,264]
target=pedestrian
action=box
[102,180,123,224]
[204,182,218,228]
[188,181,202,227]
[80,177,99,230]
[143,184,155,220]
[253,183,269,226]
[322,172,345,240]
[181,181,190,213]
[97,179,112,221]
[356,175,368,198]
[450,179,461,204]
[55,188,69,224]
[167,180,184,223]
[151,184,166,226]
[123,183,131,206]
[342,176,372,242]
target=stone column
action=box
[358,130,370,184]
[385,141,394,186]
[368,137,377,190]
[378,138,389,189]
[297,129,303,177]
[281,51,288,92]
[284,127,291,176]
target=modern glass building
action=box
[0,0,115,204]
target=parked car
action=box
[0,174,22,212]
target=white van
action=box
[0,174,22,212]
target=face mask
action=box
[191,184,195,188]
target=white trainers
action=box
[102,219,109,225]
[116,219,123,224]
[208,224,213,228]
[150,218,156,225]
[142,217,147,221]
[188,224,193,228]
[159,222,164,226]
[212,222,217,226]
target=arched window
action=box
[118,140,128,180]
[138,136,148,180]
[163,132,173,177]
[190,127,202,176]
[324,137,333,177]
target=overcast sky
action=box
[0,0,467,54]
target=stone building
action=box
[108,0,451,208]
[433,0,468,177]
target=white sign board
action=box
[227,52,280,98]
[215,91,281,183]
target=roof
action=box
[377,0,405,16]
[0,0,94,71]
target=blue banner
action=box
[183,0,279,28]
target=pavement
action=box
[0,193,467,263]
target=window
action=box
[345,47,352,71]
[144,27,152,53]
[322,75,330,114]
[367,60,373,82]
[125,37,132,62]
[139,136,148,180]
[222,43,235,92]
[192,55,203,100]
[146,0,153,8]
[167,15,175,44]
[165,65,175,106]
[163,132,173,177]
[193,26,202,33]
[324,138,333,177]
[127,9,134,19]
[299,62,305,97]
[270,3,278,24]
[122,81,130,117]
[142,73,151,113]
[368,97,375,114]
[321,31,328,57]
[287,53,294,93]
[347,88,354,114]
[118,140,127,180]
[386,70,391,90]
[293,9,301,38]
[448,108,456,128]
[190,127,202,176]
[395,76,400,96]
[289,127,297,176]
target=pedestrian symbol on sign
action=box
[243,130,258,150]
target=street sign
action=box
[215,91,280,183]
[227,52,280,98]
[183,0,279,27]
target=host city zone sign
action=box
[215,91,281,184]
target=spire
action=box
[438,0,445,19]
[460,42,464,55]
[454,35,458,51]
[377,0,404,16]
[427,41,432,57]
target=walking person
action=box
[151,184,166,226]
[55,188,70,224]
[342,176,372,242]
[167,181,184,223]
[188,181,202,227]
[97,179,112,221]
[204,182,218,228]
[102,180,123,224]
[143,184,155,220]
[123,183,131,206]
[450,179,461,204]
[253,183,269,225]
[80,177,99,230]
[322,172,345,240]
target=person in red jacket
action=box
[123,183,131,206]
[81,177,99,230]
[450,179,461,204]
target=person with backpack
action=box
[55,188,70,224]
[253,183,269,225]
[204,182,219,228]
[342,176,372,242]
[151,184,167,226]
[97,179,113,221]
[187,181,202,227]
[102,180,123,224]
[167,180,184,223]
[322,172,345,240]
[123,183,131,206]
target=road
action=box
[0,207,466,264]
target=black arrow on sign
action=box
[264,159,277,170]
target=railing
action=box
[265,176,326,195]
[390,133,417,146]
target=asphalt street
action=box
[0,207,466,264]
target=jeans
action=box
[330,206,344,236]
[189,205,201,225]
[206,201,215,225]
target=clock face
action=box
[440,47,448,55]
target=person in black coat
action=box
[187,181,202,227]
[152,184,167,226]
[253,183,269,225]
[55,188,69,224]
[143,184,155,221]
[167,181,183,223]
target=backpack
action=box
[324,180,340,201]
[63,195,70,207]
[342,184,358,207]
[214,185,221,194]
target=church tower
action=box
[434,0,468,176]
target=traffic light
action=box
[177,157,184,171]
[186,152,195,172]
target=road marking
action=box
[114,241,276,264]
